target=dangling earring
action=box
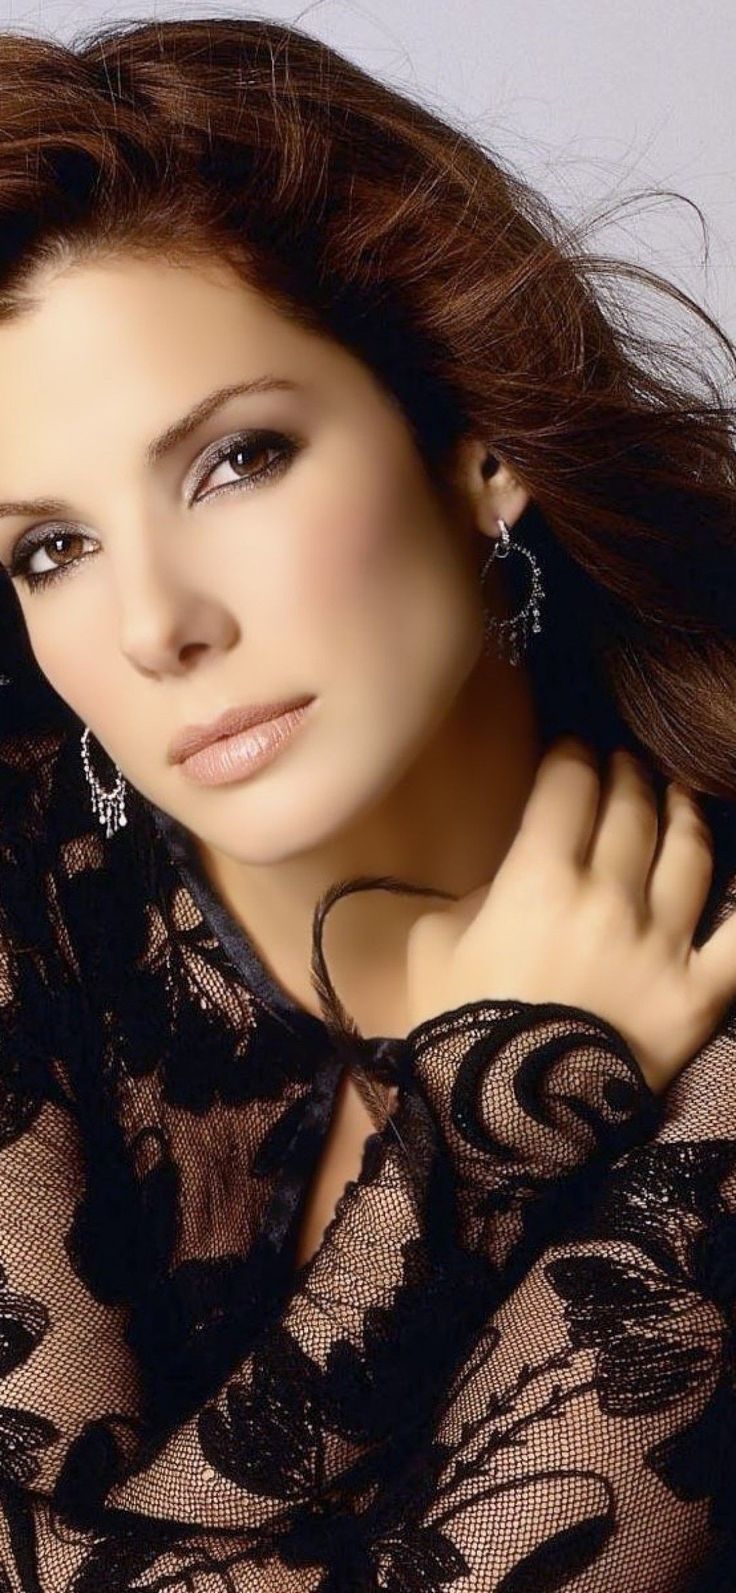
[480,516,545,666]
[80,726,128,837]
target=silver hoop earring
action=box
[480,516,545,666]
[80,726,128,837]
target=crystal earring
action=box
[80,726,128,836]
[480,516,545,666]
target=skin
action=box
[0,252,543,1041]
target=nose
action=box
[112,540,238,678]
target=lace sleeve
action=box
[406,995,663,1277]
[359,1010,736,1591]
[0,985,661,1589]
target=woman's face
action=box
[0,253,530,864]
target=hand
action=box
[405,734,736,1094]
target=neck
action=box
[190,647,545,1039]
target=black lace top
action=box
[2,720,736,1592]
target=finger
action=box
[647,782,715,944]
[517,734,602,867]
[584,749,660,899]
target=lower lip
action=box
[179,700,315,786]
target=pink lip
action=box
[178,701,314,786]
[168,695,315,764]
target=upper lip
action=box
[169,696,314,764]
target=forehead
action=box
[0,254,308,390]
[0,254,346,488]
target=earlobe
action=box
[478,465,533,540]
[446,437,533,544]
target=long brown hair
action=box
[1,16,735,922]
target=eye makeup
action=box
[6,428,299,592]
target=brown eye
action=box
[40,531,86,568]
[11,527,95,590]
[194,432,295,501]
[10,431,298,593]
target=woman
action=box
[1,14,736,1590]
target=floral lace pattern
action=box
[0,723,736,1589]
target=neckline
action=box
[138,797,416,1102]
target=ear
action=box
[449,438,533,539]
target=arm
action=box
[405,994,663,1273]
[0,990,660,1590]
[360,1005,736,1592]
[7,999,730,1593]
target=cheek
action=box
[25,605,117,723]
[290,502,421,642]
[289,494,477,692]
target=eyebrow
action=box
[0,376,301,521]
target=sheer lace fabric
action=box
[0,723,735,1590]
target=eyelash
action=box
[8,429,297,593]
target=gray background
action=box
[1,0,734,337]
